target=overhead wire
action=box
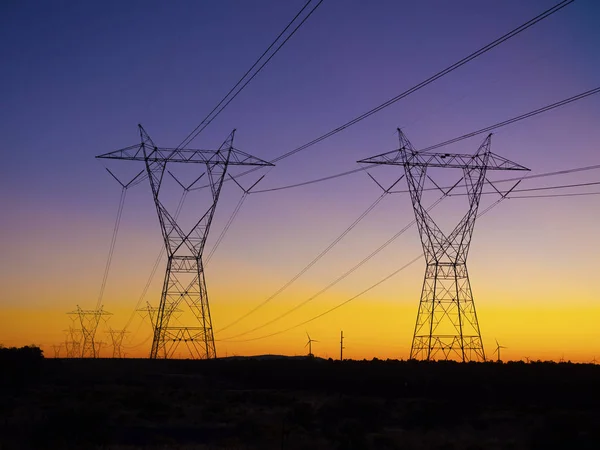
[205,192,249,266]
[96,186,127,310]
[218,195,446,340]
[216,166,600,336]
[215,190,390,333]
[509,191,600,199]
[218,194,514,343]
[122,0,323,190]
[234,0,574,180]
[252,86,600,193]
[178,0,324,148]
[449,180,600,197]
[123,191,189,331]
[219,173,600,341]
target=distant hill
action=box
[219,354,327,361]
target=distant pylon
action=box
[97,125,273,359]
[358,130,529,362]
[51,344,62,358]
[64,326,82,358]
[340,331,344,361]
[67,305,112,358]
[107,328,128,358]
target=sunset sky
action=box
[1,0,599,362]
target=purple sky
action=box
[1,0,599,359]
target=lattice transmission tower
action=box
[97,125,273,359]
[358,130,528,362]
[107,328,128,358]
[67,306,112,358]
[64,326,82,358]
[51,344,62,358]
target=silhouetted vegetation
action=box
[1,357,599,449]
[0,344,44,387]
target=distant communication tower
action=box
[97,125,273,359]
[358,130,528,362]
[67,306,112,358]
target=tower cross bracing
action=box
[358,130,529,362]
[97,125,273,359]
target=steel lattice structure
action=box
[67,306,111,358]
[107,328,128,358]
[97,125,273,359]
[63,327,81,358]
[358,130,528,362]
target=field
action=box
[1,354,599,449]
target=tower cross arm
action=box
[96,145,274,167]
[358,150,529,171]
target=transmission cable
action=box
[123,191,189,331]
[446,180,600,197]
[216,165,600,336]
[234,0,573,179]
[205,192,249,266]
[96,186,127,310]
[215,191,390,333]
[511,191,600,199]
[218,196,508,343]
[252,86,600,193]
[218,195,446,340]
[178,0,324,149]
[219,174,600,340]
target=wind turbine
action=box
[493,339,507,363]
[305,332,318,357]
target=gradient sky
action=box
[1,0,599,361]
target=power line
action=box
[178,0,324,148]
[236,0,573,177]
[124,1,323,189]
[205,192,248,265]
[217,169,600,336]
[218,195,446,340]
[231,183,600,343]
[449,180,600,197]
[218,196,509,343]
[215,191,390,333]
[510,191,600,199]
[252,86,600,193]
[218,175,600,341]
[96,187,127,310]
[123,191,189,331]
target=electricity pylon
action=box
[64,326,82,358]
[97,125,273,359]
[107,328,128,358]
[51,344,62,358]
[358,130,529,362]
[67,306,112,358]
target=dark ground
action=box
[1,354,599,449]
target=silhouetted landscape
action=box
[1,346,599,449]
